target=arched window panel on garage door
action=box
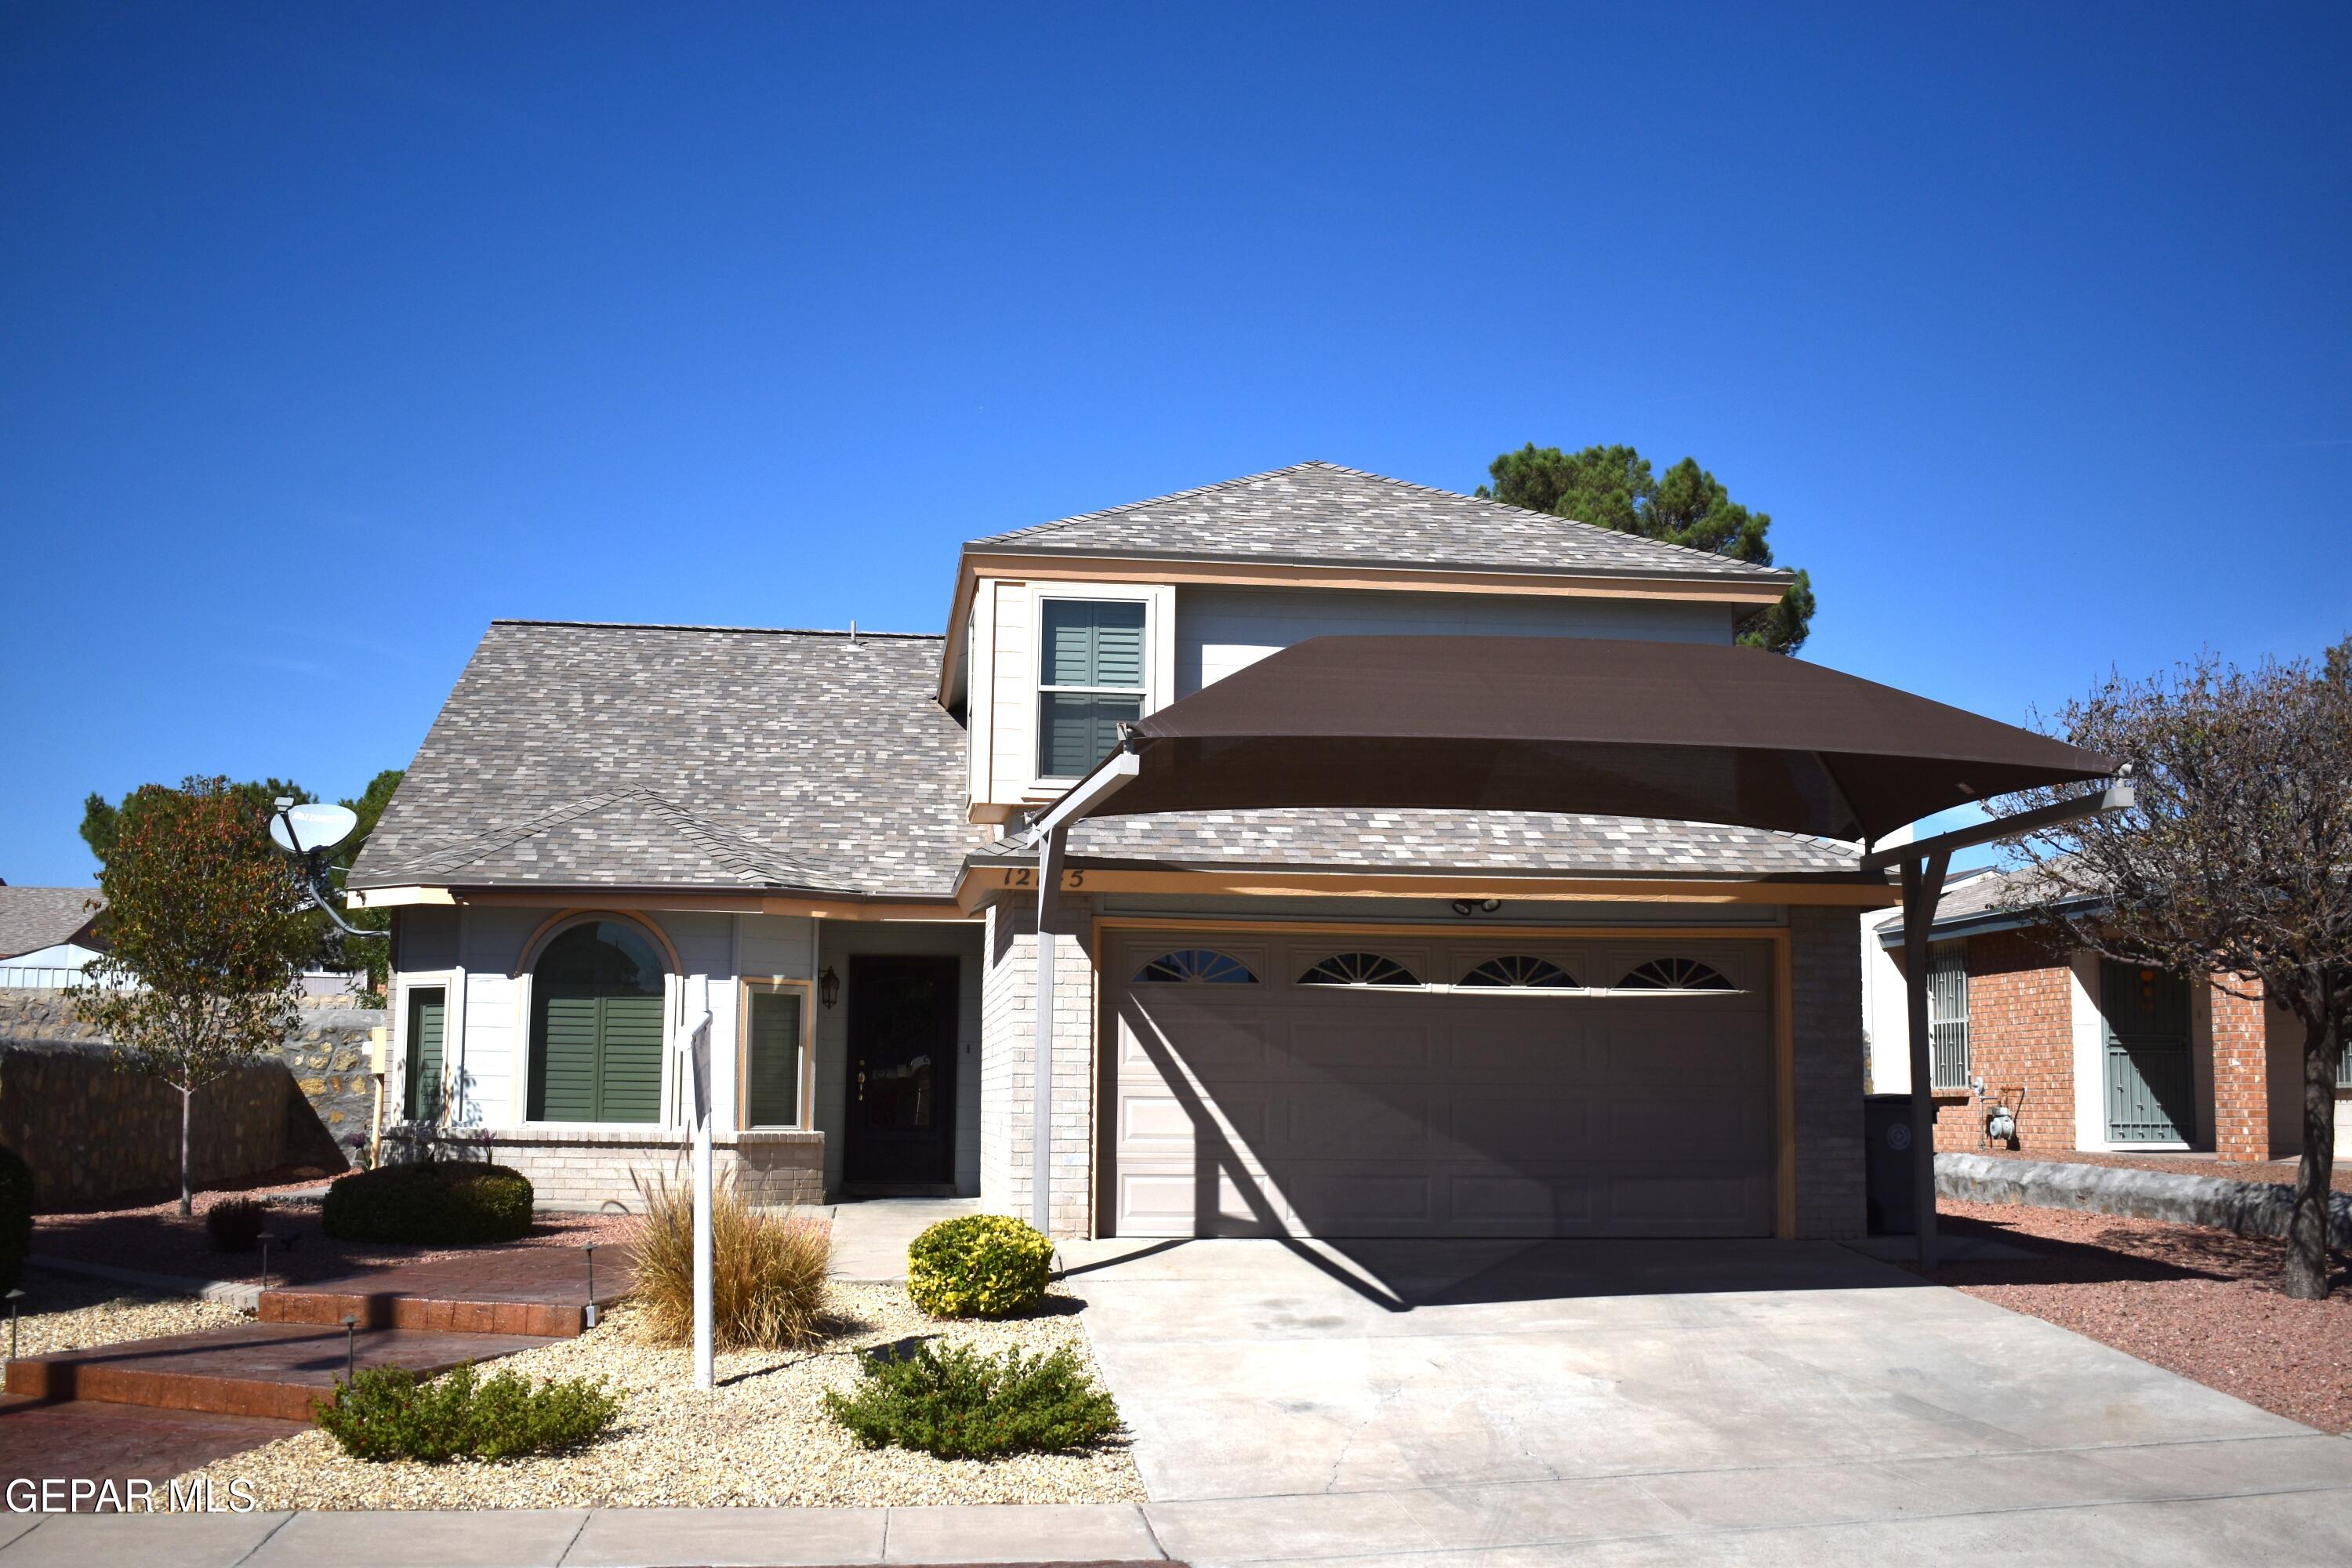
[1458,954,1579,989]
[1616,956,1737,993]
[1133,949,1260,985]
[1298,952,1422,987]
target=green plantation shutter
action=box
[745,989,803,1127]
[597,996,665,1122]
[532,995,604,1121]
[405,987,446,1121]
[1039,598,1146,777]
[531,993,664,1123]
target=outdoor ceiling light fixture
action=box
[1450,898,1503,917]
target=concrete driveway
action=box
[1060,1236,2352,1565]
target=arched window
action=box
[1298,953,1421,987]
[530,920,666,1123]
[1134,949,1259,985]
[1617,957,1734,992]
[1460,955,1577,989]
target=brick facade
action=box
[1907,931,2077,1153]
[2208,978,2274,1162]
[392,1125,826,1210]
[979,899,1099,1238]
[1790,906,1866,1240]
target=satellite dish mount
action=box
[270,798,383,939]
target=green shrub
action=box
[631,1172,832,1350]
[314,1361,619,1462]
[205,1197,267,1252]
[825,1341,1120,1459]
[321,1161,534,1246]
[0,1146,31,1295]
[906,1214,1054,1319]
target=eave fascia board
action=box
[953,860,1899,915]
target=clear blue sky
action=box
[4,2,2346,885]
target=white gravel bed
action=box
[12,1269,248,1355]
[183,1280,1145,1508]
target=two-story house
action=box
[350,462,1890,1240]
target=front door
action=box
[2103,960,2194,1143]
[843,955,960,1187]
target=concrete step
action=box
[256,1247,633,1338]
[5,1322,547,1422]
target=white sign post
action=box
[677,979,715,1392]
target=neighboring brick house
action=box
[1864,865,2350,1160]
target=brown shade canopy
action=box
[1069,636,2114,844]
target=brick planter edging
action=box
[1936,1152,2352,1249]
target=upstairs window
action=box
[1460,955,1577,989]
[1299,953,1421,987]
[1039,598,1146,779]
[1617,957,1734,992]
[1134,949,1259,985]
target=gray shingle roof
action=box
[350,622,989,900]
[0,887,102,959]
[973,810,1867,880]
[1875,857,2096,942]
[969,462,1792,582]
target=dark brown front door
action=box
[843,955,960,1187]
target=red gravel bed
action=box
[1965,1145,2352,1195]
[1915,1200,2352,1432]
[33,1181,644,1288]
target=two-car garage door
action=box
[1105,931,1773,1239]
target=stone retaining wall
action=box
[383,1123,826,1211]
[0,1040,326,1209]
[0,989,379,1160]
[1936,1151,2352,1249]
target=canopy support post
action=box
[1899,851,1951,1269]
[1031,824,1066,1236]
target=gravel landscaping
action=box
[8,1268,248,1356]
[1918,1200,2352,1432]
[34,1183,644,1287]
[182,1279,1143,1508]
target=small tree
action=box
[2001,641,2350,1298]
[71,779,314,1215]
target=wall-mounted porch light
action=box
[818,966,840,1009]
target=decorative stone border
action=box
[1937,1151,2352,1249]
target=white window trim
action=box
[508,916,684,1135]
[738,978,818,1132]
[393,968,463,1126]
[1025,583,1175,791]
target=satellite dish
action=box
[270,802,360,856]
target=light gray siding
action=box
[1174,586,1738,697]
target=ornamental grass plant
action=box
[631,1171,832,1350]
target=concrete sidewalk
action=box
[7,1475,2352,1567]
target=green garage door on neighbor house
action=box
[529,920,666,1123]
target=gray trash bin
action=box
[1863,1093,1918,1235]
